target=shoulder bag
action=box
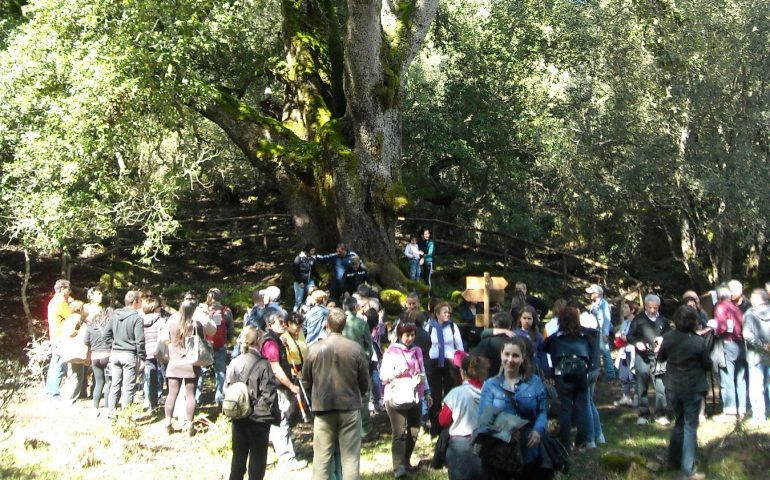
[184,321,214,367]
[387,348,421,409]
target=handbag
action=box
[184,322,214,367]
[388,347,422,409]
[388,375,421,409]
[539,432,570,473]
[58,317,89,364]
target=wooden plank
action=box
[466,276,508,290]
[462,289,505,303]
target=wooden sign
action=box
[462,273,507,327]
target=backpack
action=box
[206,305,230,350]
[559,355,588,383]
[222,358,261,419]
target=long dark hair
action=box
[501,336,533,380]
[175,300,197,345]
[558,306,581,336]
[517,305,538,344]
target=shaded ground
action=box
[5,377,770,480]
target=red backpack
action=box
[206,305,230,349]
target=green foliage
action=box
[0,358,32,440]
[380,289,406,315]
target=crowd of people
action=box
[42,243,770,480]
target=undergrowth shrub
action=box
[0,357,33,439]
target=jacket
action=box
[714,300,744,342]
[657,330,712,395]
[293,253,316,284]
[142,312,165,361]
[590,297,612,337]
[301,333,369,412]
[471,334,510,378]
[106,307,146,360]
[224,349,279,425]
[627,313,671,362]
[479,373,548,466]
[380,342,429,402]
[262,329,292,384]
[304,304,329,346]
[743,303,770,366]
[544,330,594,372]
[343,311,373,360]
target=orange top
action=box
[47,294,72,342]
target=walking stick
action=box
[289,357,311,422]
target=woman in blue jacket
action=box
[478,336,549,479]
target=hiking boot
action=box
[655,416,671,426]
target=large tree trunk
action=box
[200,0,437,288]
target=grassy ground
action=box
[4,379,770,480]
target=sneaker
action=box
[281,459,308,471]
[681,473,706,480]
[655,416,671,426]
[596,433,606,444]
[585,441,597,449]
[636,417,649,425]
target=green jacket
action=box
[343,312,373,361]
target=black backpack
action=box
[559,355,588,382]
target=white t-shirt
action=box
[442,382,482,437]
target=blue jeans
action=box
[720,340,747,414]
[667,390,703,476]
[600,339,616,379]
[45,353,67,398]
[748,361,770,420]
[586,374,603,441]
[408,260,420,281]
[371,367,383,408]
[197,346,227,405]
[143,358,160,410]
[446,436,483,480]
[293,280,314,313]
[556,374,591,449]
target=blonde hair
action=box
[239,325,263,354]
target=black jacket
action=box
[658,330,712,395]
[225,350,279,425]
[105,307,146,360]
[627,313,671,362]
[472,334,510,378]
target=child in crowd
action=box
[404,235,423,281]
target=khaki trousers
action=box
[311,409,362,480]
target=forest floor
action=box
[2,201,770,479]
[3,377,770,480]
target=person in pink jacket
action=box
[380,321,432,478]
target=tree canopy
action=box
[1,0,769,290]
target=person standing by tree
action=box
[743,288,770,424]
[198,288,234,407]
[404,235,423,282]
[380,321,432,478]
[657,306,711,480]
[418,229,434,290]
[586,284,616,381]
[627,294,671,425]
[301,308,369,480]
[714,283,748,420]
[46,279,73,399]
[163,298,216,435]
[292,244,317,313]
[105,290,146,418]
[262,311,306,471]
[226,325,278,480]
[426,301,464,436]
[342,295,376,442]
[316,243,361,303]
[342,256,368,297]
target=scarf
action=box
[430,317,447,367]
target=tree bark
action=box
[199,0,437,288]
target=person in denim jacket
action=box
[478,336,550,478]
